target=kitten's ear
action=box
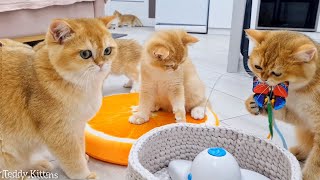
[293,44,317,62]
[100,15,116,27]
[182,33,199,45]
[49,19,73,44]
[245,29,267,44]
[153,46,170,60]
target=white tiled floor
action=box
[53,27,302,179]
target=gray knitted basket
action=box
[127,123,302,180]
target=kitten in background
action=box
[110,39,142,93]
[129,30,207,124]
[0,16,115,179]
[113,10,143,27]
[245,29,320,180]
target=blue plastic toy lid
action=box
[207,147,226,157]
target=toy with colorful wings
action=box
[252,76,289,110]
[252,76,289,149]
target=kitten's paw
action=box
[131,106,139,112]
[151,105,160,112]
[191,106,205,120]
[245,95,260,115]
[290,146,308,161]
[130,82,140,93]
[123,80,133,88]
[86,172,97,179]
[174,110,186,123]
[85,154,90,162]
[32,160,54,172]
[129,114,149,125]
[130,87,139,93]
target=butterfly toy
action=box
[252,76,289,110]
[252,76,289,149]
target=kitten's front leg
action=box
[168,85,186,123]
[302,131,320,180]
[290,127,314,161]
[118,22,123,28]
[79,131,90,162]
[123,79,133,88]
[41,125,95,179]
[129,84,155,125]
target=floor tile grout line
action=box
[210,88,246,101]
[219,113,250,122]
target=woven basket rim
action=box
[128,123,302,180]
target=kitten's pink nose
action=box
[96,63,104,69]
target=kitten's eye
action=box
[255,65,262,70]
[104,47,112,55]
[272,71,282,77]
[80,50,92,59]
[165,65,173,68]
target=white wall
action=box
[209,0,233,29]
[106,0,234,29]
[105,0,154,26]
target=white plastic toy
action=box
[168,147,270,180]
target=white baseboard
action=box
[155,24,207,33]
[140,18,155,27]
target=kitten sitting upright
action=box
[0,16,115,179]
[129,30,207,125]
[113,10,143,27]
[245,29,320,180]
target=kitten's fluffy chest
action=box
[74,93,102,122]
[286,89,319,130]
[145,66,184,111]
[67,83,103,123]
[150,67,183,81]
[150,66,184,90]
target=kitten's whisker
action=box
[84,67,96,93]
[76,67,92,91]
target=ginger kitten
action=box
[245,29,320,180]
[129,30,207,124]
[35,39,142,92]
[109,39,142,92]
[0,16,115,179]
[113,10,143,27]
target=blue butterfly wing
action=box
[253,94,266,108]
[274,97,286,110]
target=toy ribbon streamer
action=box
[253,77,288,149]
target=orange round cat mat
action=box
[85,93,219,165]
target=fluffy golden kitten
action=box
[109,39,142,93]
[129,30,207,124]
[0,16,115,179]
[33,40,45,51]
[36,39,141,93]
[244,29,320,180]
[113,10,143,27]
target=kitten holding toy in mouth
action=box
[129,30,207,125]
[245,29,320,180]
